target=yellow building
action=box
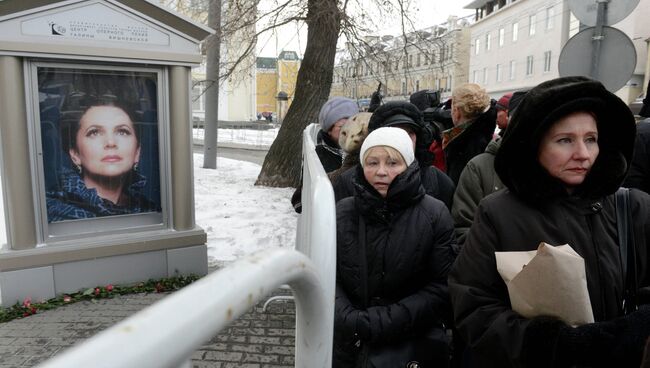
[256,57,277,118]
[255,51,301,121]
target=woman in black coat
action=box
[448,76,650,367]
[334,127,457,367]
[443,83,496,185]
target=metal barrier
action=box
[37,123,337,368]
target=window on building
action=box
[486,33,491,51]
[499,28,505,47]
[425,54,430,65]
[447,75,452,91]
[546,6,555,30]
[509,60,516,80]
[402,81,407,95]
[409,54,413,67]
[417,54,421,67]
[544,50,552,72]
[526,55,534,75]
[529,14,536,36]
[483,67,488,85]
[512,22,519,42]
[475,38,480,55]
[496,64,502,82]
[473,70,479,84]
[416,80,420,91]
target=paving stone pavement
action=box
[0,285,296,368]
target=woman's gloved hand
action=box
[523,305,650,368]
[557,305,650,367]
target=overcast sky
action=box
[256,1,475,58]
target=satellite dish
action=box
[568,0,640,26]
[559,26,636,92]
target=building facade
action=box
[254,51,301,121]
[331,16,472,104]
[465,0,650,102]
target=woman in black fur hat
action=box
[448,76,650,367]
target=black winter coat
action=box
[291,129,343,213]
[333,164,455,211]
[316,129,343,173]
[624,118,650,193]
[334,162,457,367]
[449,77,650,367]
[444,103,496,185]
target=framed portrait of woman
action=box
[27,61,170,242]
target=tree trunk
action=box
[255,0,341,187]
[202,0,221,169]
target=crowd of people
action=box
[300,76,650,368]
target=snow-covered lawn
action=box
[193,154,297,267]
[193,128,279,147]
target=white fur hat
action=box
[359,127,415,168]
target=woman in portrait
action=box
[46,97,159,222]
[449,76,650,367]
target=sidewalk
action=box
[0,282,296,368]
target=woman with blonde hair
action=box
[443,83,496,185]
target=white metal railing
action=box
[37,123,337,368]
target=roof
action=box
[464,0,489,9]
[278,50,299,61]
[256,57,277,69]
[0,0,214,41]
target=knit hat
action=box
[496,93,513,111]
[318,97,359,132]
[359,127,415,168]
[368,101,423,134]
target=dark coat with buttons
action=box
[334,162,456,367]
[448,77,650,367]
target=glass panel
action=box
[37,66,163,225]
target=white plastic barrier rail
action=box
[36,123,337,368]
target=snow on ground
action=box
[193,128,279,147]
[193,154,298,267]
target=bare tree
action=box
[160,0,427,187]
[255,0,340,187]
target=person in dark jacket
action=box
[333,101,455,210]
[291,96,359,213]
[448,76,650,367]
[316,97,359,173]
[623,117,650,193]
[443,83,496,185]
[451,90,527,248]
[334,127,456,367]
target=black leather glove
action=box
[557,305,650,367]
